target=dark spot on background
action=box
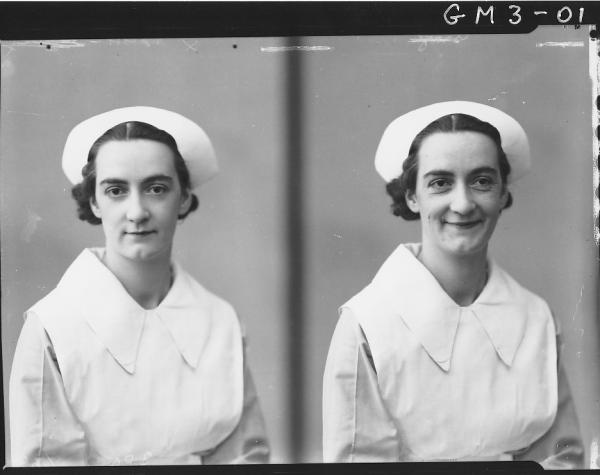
[46,44,51,50]
[232,44,237,49]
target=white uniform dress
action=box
[323,243,583,468]
[9,248,269,466]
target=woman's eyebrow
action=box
[423,170,453,179]
[98,178,128,186]
[469,166,499,176]
[98,175,174,186]
[141,174,174,184]
[423,167,499,179]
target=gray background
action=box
[2,27,599,465]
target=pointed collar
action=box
[370,243,529,371]
[57,248,212,374]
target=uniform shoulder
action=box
[495,265,552,319]
[27,286,78,324]
[340,282,396,332]
[177,266,239,319]
[341,283,377,314]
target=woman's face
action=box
[406,131,508,258]
[90,139,191,263]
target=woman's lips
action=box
[445,220,482,228]
[125,230,156,236]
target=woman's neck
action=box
[103,250,173,310]
[418,243,488,307]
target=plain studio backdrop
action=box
[1,26,599,465]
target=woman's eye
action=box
[105,187,125,197]
[472,177,494,190]
[147,184,167,195]
[428,179,451,192]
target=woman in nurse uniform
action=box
[322,101,583,468]
[9,107,269,466]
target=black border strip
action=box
[0,1,599,40]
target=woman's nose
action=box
[126,193,150,223]
[449,184,476,215]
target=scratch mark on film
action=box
[21,210,41,243]
[90,39,162,47]
[7,40,87,49]
[181,39,199,52]
[536,41,584,48]
[409,35,468,44]
[572,285,584,321]
[1,56,15,78]
[409,36,468,52]
[4,109,56,118]
[487,91,508,102]
[260,46,333,53]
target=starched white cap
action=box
[374,101,530,183]
[62,106,218,189]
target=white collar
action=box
[370,243,529,371]
[56,248,213,374]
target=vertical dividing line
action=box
[285,36,305,463]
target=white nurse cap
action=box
[374,101,530,183]
[62,106,218,189]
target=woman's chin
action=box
[438,238,488,258]
[109,245,169,264]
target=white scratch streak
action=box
[4,110,57,118]
[89,39,161,47]
[487,91,509,102]
[536,41,584,48]
[408,35,469,45]
[181,39,199,53]
[260,46,333,53]
[21,210,42,243]
[409,36,468,52]
[7,40,87,49]
[572,285,584,321]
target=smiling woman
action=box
[8,107,270,466]
[406,131,508,277]
[322,101,583,467]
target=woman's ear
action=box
[500,186,509,209]
[90,197,101,218]
[179,191,192,216]
[405,190,419,213]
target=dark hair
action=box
[386,113,513,220]
[71,121,199,225]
